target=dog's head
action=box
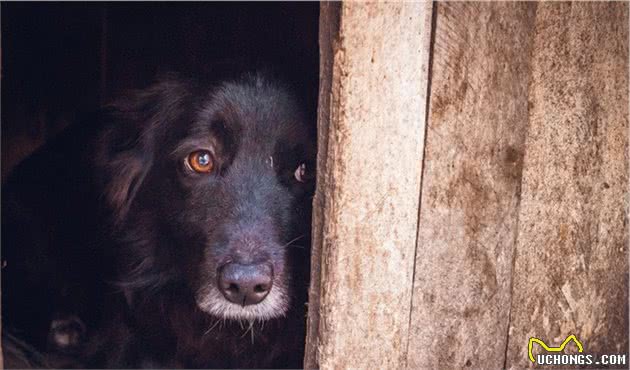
[97,73,315,321]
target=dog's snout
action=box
[218,263,273,306]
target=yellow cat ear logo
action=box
[528,335,584,363]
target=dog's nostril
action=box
[218,263,273,306]
[254,284,268,293]
[228,283,239,293]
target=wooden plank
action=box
[303,2,339,368]
[304,2,433,369]
[407,3,537,368]
[505,3,629,368]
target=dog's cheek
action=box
[104,155,148,224]
[168,209,215,286]
[192,245,223,307]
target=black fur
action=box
[2,73,315,368]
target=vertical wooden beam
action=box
[407,3,537,368]
[304,3,338,368]
[304,2,433,368]
[506,3,629,368]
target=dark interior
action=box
[2,2,320,180]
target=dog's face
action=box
[97,74,315,321]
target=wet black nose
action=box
[218,263,273,306]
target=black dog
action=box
[2,73,315,368]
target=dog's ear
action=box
[96,76,191,225]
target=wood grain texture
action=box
[304,2,339,368]
[505,3,629,368]
[407,3,537,369]
[304,2,433,369]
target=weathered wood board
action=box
[304,2,433,369]
[407,3,537,369]
[505,3,629,368]
[306,2,628,369]
[303,2,338,368]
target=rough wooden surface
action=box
[505,3,629,368]
[304,2,433,369]
[304,2,339,368]
[406,3,537,369]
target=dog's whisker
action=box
[249,321,255,344]
[239,320,250,338]
[282,235,305,248]
[239,320,256,343]
[204,318,222,336]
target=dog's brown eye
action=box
[187,150,214,174]
[294,163,308,183]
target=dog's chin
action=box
[196,286,290,322]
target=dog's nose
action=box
[218,263,273,306]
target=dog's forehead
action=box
[195,79,303,149]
